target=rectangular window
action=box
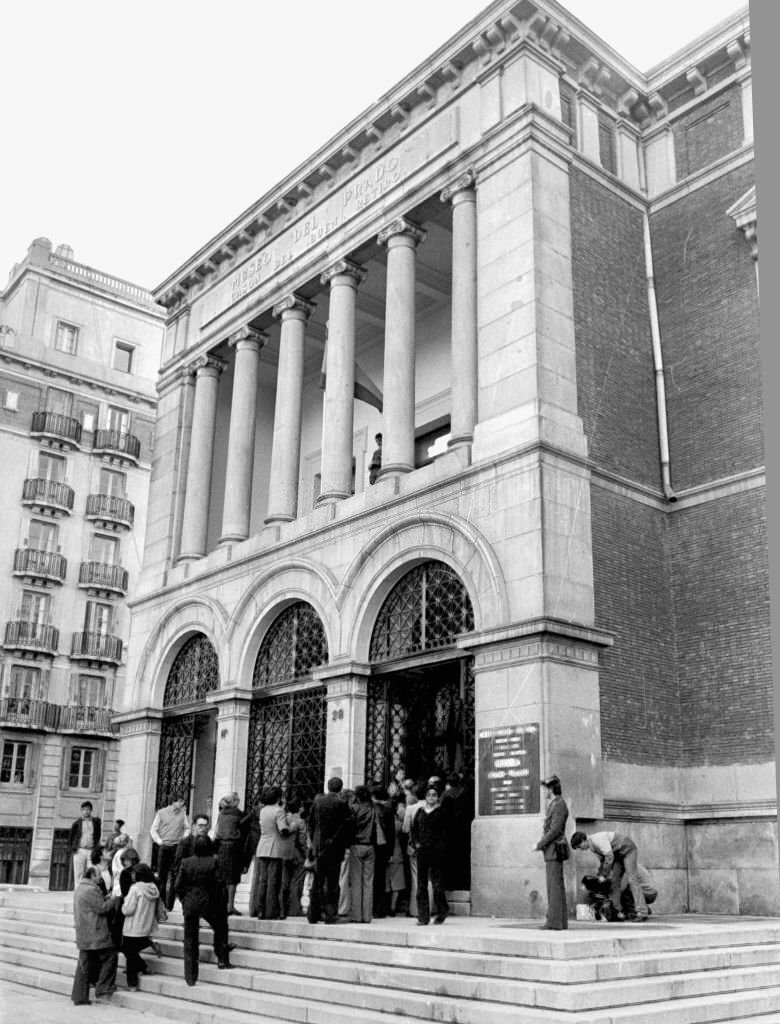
[28,520,57,551]
[68,747,96,789]
[414,418,452,469]
[54,322,79,355]
[113,342,134,374]
[4,390,19,411]
[107,405,129,434]
[89,534,119,565]
[46,387,72,415]
[7,666,41,700]
[38,451,66,482]
[20,590,50,626]
[1,742,29,784]
[82,412,95,432]
[84,601,112,635]
[77,675,106,708]
[99,468,125,498]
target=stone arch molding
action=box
[133,596,229,711]
[339,511,508,662]
[229,559,339,689]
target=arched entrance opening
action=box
[245,601,328,812]
[366,560,475,889]
[155,634,220,819]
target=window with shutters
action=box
[28,520,58,552]
[38,451,66,482]
[6,665,43,700]
[54,321,79,355]
[20,590,50,626]
[67,747,100,790]
[99,468,126,498]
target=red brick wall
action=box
[649,163,762,491]
[570,169,660,488]
[672,85,744,178]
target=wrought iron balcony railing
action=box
[70,632,122,664]
[0,697,60,730]
[78,562,129,595]
[13,548,67,584]
[3,621,59,655]
[85,493,135,529]
[92,429,140,464]
[58,705,117,735]
[30,410,82,448]
[21,478,75,514]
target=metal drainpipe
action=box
[643,211,677,503]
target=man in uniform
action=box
[532,775,569,930]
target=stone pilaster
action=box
[178,354,224,561]
[377,217,427,476]
[615,120,641,190]
[441,170,478,452]
[319,259,366,502]
[220,326,265,544]
[459,621,611,917]
[577,92,601,164]
[266,295,314,523]
[113,708,163,864]
[314,663,371,789]
[206,686,254,808]
[644,126,677,197]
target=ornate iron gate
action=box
[365,659,475,786]
[49,828,73,890]
[156,714,195,810]
[245,687,327,811]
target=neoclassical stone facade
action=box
[116,1,775,915]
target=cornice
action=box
[603,797,775,823]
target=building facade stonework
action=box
[0,239,165,887]
[116,1,774,915]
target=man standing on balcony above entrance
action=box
[70,801,102,884]
[368,433,383,485]
[150,795,190,911]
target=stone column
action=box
[206,686,254,807]
[179,355,224,561]
[220,326,265,544]
[441,170,478,450]
[314,663,371,790]
[113,709,164,864]
[377,217,427,475]
[319,259,365,502]
[266,295,314,523]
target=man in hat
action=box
[570,829,649,922]
[532,775,569,930]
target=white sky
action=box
[2,0,746,292]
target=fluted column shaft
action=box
[179,356,223,560]
[220,327,264,544]
[442,172,478,448]
[266,295,314,523]
[319,260,365,501]
[378,218,426,475]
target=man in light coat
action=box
[571,828,649,921]
[150,794,190,911]
[71,866,117,1005]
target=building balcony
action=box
[78,561,129,596]
[13,548,67,585]
[92,429,140,466]
[0,697,60,731]
[21,478,75,515]
[58,705,117,736]
[30,410,82,450]
[70,632,122,665]
[85,493,135,530]
[3,621,59,656]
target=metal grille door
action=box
[156,714,195,809]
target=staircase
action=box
[2,890,780,1023]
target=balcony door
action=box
[38,452,65,482]
[28,520,57,552]
[84,601,112,637]
[20,591,49,628]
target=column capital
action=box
[227,325,266,351]
[273,293,316,320]
[321,258,366,287]
[441,168,477,204]
[377,216,427,248]
[189,353,226,378]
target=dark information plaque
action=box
[478,722,540,816]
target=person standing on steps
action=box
[307,776,351,924]
[533,774,569,931]
[70,801,101,884]
[121,863,161,990]
[150,794,190,911]
[175,835,234,986]
[410,781,450,926]
[71,865,117,1005]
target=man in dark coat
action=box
[174,835,233,986]
[307,776,352,924]
[370,785,396,918]
[70,801,102,885]
[71,866,117,1005]
[533,774,569,930]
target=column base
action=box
[177,552,205,564]
[264,513,296,525]
[219,532,248,546]
[316,490,350,503]
[377,462,413,478]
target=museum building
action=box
[115,0,773,915]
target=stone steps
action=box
[2,893,780,1023]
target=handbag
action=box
[554,838,570,862]
[156,899,169,923]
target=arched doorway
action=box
[245,602,328,812]
[366,560,475,888]
[155,634,219,818]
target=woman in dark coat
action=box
[214,792,246,915]
[409,782,450,926]
[533,774,569,930]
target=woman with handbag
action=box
[533,774,569,930]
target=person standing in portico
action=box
[70,801,102,884]
[368,433,383,485]
[533,774,569,930]
[150,795,190,911]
